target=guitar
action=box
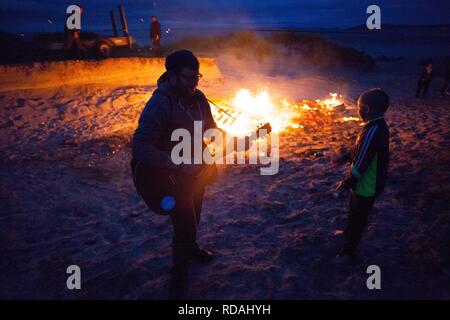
[131,122,272,215]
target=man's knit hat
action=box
[165,50,199,71]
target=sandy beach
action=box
[0,51,449,299]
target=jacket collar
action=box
[364,116,384,127]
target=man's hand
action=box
[257,122,272,137]
[240,123,272,152]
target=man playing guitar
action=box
[131,50,271,297]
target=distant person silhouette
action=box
[64,4,84,59]
[150,15,162,57]
[416,63,433,98]
[440,62,450,97]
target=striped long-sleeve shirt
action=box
[348,117,390,197]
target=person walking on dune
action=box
[150,15,162,57]
[64,4,85,59]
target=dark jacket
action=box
[419,68,433,82]
[150,21,161,40]
[346,117,390,197]
[132,80,217,168]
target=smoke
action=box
[168,30,375,101]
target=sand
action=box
[0,57,449,299]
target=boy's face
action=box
[357,98,371,121]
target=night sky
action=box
[1,0,449,32]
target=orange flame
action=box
[210,90,344,137]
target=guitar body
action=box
[131,159,217,215]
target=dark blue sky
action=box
[1,0,449,32]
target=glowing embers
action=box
[317,93,345,110]
[342,117,360,122]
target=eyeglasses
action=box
[176,72,203,82]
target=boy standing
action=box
[335,88,390,260]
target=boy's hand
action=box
[335,176,356,192]
[332,149,351,165]
[335,180,349,193]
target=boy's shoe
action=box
[333,253,353,265]
[191,248,214,263]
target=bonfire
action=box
[209,89,349,138]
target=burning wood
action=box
[209,90,347,137]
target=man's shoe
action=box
[169,262,188,299]
[191,248,214,263]
[333,249,361,265]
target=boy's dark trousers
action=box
[343,192,375,255]
[441,76,449,96]
[416,79,430,98]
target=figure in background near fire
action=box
[333,88,390,262]
[64,4,84,59]
[150,15,162,56]
[131,50,270,298]
[440,62,450,97]
[416,62,433,98]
